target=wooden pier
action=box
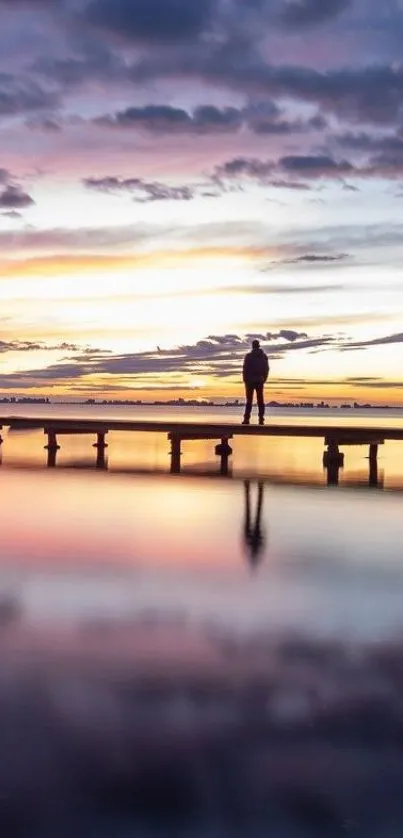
[1,415,402,481]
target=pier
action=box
[1,415,402,482]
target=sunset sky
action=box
[0,0,403,403]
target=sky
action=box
[0,0,403,403]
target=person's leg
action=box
[256,383,265,423]
[243,384,254,423]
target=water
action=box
[1,405,403,836]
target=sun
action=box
[189,377,206,389]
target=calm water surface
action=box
[1,406,403,836]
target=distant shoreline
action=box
[0,398,402,411]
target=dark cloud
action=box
[215,154,355,187]
[215,157,274,182]
[0,0,60,4]
[93,102,322,136]
[0,168,11,184]
[276,330,309,342]
[348,380,403,388]
[336,131,403,153]
[0,185,34,208]
[270,180,312,191]
[0,340,101,354]
[95,103,244,134]
[347,332,403,350]
[150,58,403,125]
[215,145,403,186]
[227,283,343,294]
[247,115,309,135]
[288,254,348,264]
[5,332,334,386]
[84,176,198,203]
[0,76,58,116]
[85,0,215,44]
[2,326,401,390]
[280,154,354,177]
[280,0,351,27]
[9,1,403,130]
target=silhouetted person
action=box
[243,481,265,568]
[242,340,269,425]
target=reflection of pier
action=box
[0,416,399,483]
[243,481,266,568]
[324,441,383,488]
[47,446,108,470]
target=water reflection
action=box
[1,622,403,836]
[2,434,390,493]
[243,481,266,569]
[0,461,401,833]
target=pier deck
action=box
[3,415,403,440]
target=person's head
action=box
[252,340,260,350]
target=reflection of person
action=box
[243,481,266,568]
[242,340,269,425]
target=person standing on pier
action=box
[242,340,269,425]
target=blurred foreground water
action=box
[1,408,403,835]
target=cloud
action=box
[94,104,244,134]
[270,180,312,191]
[1,327,401,392]
[276,330,309,342]
[287,254,348,264]
[347,332,403,350]
[280,155,353,177]
[0,76,58,116]
[336,131,403,153]
[1,210,23,219]
[280,0,351,27]
[214,146,403,187]
[215,154,355,187]
[124,58,403,127]
[0,340,96,354]
[0,185,34,208]
[0,245,269,281]
[12,1,403,130]
[84,175,198,203]
[0,171,35,210]
[215,157,274,182]
[92,101,323,137]
[226,283,343,294]
[85,0,215,44]
[0,331,334,388]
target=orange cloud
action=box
[0,246,270,279]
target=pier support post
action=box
[47,447,58,468]
[323,438,344,487]
[93,432,108,450]
[44,429,60,452]
[323,440,344,468]
[215,438,233,476]
[369,444,379,488]
[169,435,182,474]
[326,460,341,486]
[96,446,107,470]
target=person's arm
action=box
[243,356,248,383]
[263,355,269,382]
